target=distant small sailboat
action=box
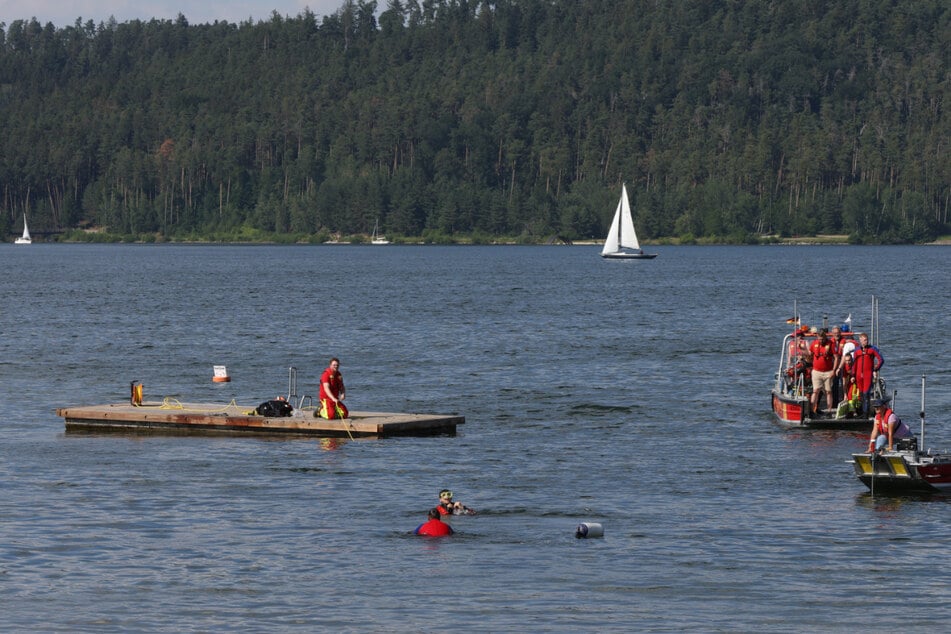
[371,219,390,245]
[15,213,32,244]
[600,184,655,259]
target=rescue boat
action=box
[770,299,885,429]
[851,377,951,494]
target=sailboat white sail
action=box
[15,213,32,244]
[600,184,655,259]
[371,219,389,245]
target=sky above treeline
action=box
[0,1,348,28]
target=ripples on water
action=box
[2,244,950,631]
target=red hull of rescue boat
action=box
[771,389,871,430]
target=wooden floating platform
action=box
[56,402,464,438]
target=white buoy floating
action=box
[212,365,231,383]
[575,522,604,538]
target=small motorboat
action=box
[851,377,951,494]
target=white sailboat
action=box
[600,184,656,259]
[371,219,390,245]
[14,213,32,244]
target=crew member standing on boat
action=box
[828,325,848,403]
[853,333,884,417]
[868,398,912,452]
[318,357,349,419]
[809,328,837,416]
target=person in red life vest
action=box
[808,328,837,416]
[318,357,348,419]
[836,338,856,384]
[414,507,454,537]
[842,354,855,392]
[436,489,475,516]
[852,333,884,417]
[867,398,912,452]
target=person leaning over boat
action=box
[414,507,454,537]
[853,333,884,417]
[835,337,856,385]
[809,328,837,416]
[318,357,349,419]
[867,398,912,452]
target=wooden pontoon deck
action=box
[56,401,464,438]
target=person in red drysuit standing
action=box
[852,333,884,417]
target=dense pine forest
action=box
[1,0,948,243]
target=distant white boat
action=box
[371,219,389,245]
[14,213,32,244]
[600,184,655,259]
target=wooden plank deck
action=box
[56,401,463,438]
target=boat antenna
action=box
[870,295,879,347]
[920,375,926,451]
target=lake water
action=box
[2,244,950,632]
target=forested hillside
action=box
[1,0,948,243]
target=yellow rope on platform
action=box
[155,398,250,415]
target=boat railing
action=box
[775,334,792,392]
[776,333,809,396]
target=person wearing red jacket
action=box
[809,329,837,416]
[414,508,454,537]
[853,333,884,417]
[318,357,348,419]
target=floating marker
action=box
[213,365,231,383]
[575,522,603,538]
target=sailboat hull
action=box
[601,251,657,259]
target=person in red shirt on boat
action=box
[414,507,454,537]
[853,333,884,417]
[835,338,856,381]
[838,350,855,396]
[867,397,912,452]
[318,357,348,419]
[809,328,837,416]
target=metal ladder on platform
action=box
[288,366,316,410]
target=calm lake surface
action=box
[2,244,950,632]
